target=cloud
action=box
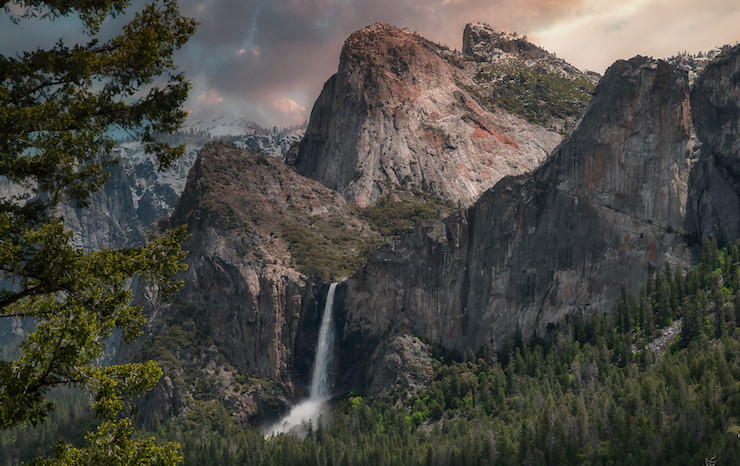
[198,89,224,106]
[3,0,738,128]
[173,0,597,127]
[273,97,306,115]
[531,0,740,73]
[11,0,717,128]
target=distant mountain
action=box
[182,113,306,160]
[61,140,202,250]
[182,113,265,138]
[63,118,305,251]
[232,127,305,160]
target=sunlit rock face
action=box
[292,23,595,207]
[335,51,740,391]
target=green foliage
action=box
[35,418,181,465]
[281,217,384,282]
[0,388,96,463]
[1,0,195,463]
[419,122,453,149]
[281,182,454,280]
[152,241,739,464]
[0,222,189,426]
[473,58,596,133]
[357,185,455,238]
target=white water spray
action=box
[309,282,336,399]
[266,283,337,436]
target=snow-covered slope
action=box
[182,113,265,137]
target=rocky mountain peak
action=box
[293,23,569,207]
[462,22,594,78]
[463,22,547,62]
[340,23,451,86]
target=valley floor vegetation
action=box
[2,239,739,465]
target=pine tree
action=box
[1,1,196,463]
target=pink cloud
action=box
[177,0,740,127]
[531,0,740,73]
[198,89,224,106]
[273,96,306,114]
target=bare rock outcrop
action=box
[292,23,582,207]
[685,45,740,240]
[463,22,549,62]
[367,334,433,396]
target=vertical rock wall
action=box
[336,54,718,391]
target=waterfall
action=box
[309,282,336,399]
[266,283,337,436]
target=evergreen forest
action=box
[2,239,740,465]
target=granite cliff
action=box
[292,23,595,207]
[686,46,740,240]
[61,141,200,250]
[334,47,740,392]
[118,143,382,424]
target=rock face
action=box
[366,334,433,396]
[235,128,305,160]
[334,52,737,390]
[61,141,200,250]
[685,45,740,240]
[292,23,585,207]
[119,143,380,424]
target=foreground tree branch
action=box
[0,1,196,463]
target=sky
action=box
[2,0,740,129]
